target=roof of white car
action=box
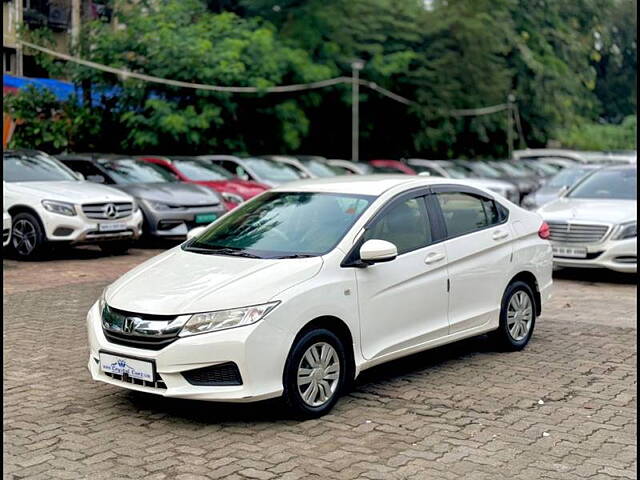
[271,174,466,196]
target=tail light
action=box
[538,221,550,239]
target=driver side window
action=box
[363,197,431,255]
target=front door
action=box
[356,194,449,360]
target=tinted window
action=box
[568,168,637,200]
[63,160,113,184]
[4,152,78,182]
[186,192,373,258]
[97,159,178,184]
[363,197,431,255]
[172,159,233,181]
[244,158,302,182]
[437,192,500,237]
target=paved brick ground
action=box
[3,247,637,479]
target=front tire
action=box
[11,212,47,259]
[491,281,536,351]
[283,328,347,418]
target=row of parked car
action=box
[2,149,636,272]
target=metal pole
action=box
[351,59,364,162]
[352,66,359,162]
[15,0,23,76]
[507,94,515,159]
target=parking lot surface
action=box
[3,246,637,479]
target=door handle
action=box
[424,252,445,264]
[492,230,509,241]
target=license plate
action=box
[98,222,127,232]
[99,352,154,382]
[195,213,218,224]
[552,245,587,258]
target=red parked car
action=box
[138,156,270,210]
[368,159,417,175]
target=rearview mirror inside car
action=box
[360,239,398,264]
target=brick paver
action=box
[3,248,637,479]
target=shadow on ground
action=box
[553,267,637,285]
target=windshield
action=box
[491,162,528,177]
[299,159,337,177]
[439,164,469,179]
[244,158,302,182]
[527,161,559,175]
[568,168,637,200]
[547,167,595,188]
[184,191,374,258]
[3,152,78,182]
[172,158,233,181]
[466,162,503,178]
[97,159,178,184]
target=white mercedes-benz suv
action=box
[87,175,552,417]
[3,150,144,258]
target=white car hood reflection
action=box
[106,246,323,315]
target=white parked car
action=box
[3,150,144,258]
[3,208,11,247]
[538,165,637,273]
[88,175,552,416]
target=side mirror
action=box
[74,171,85,180]
[359,239,398,264]
[186,226,207,241]
[86,174,105,184]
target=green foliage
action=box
[555,115,637,150]
[11,0,637,158]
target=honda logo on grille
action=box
[123,317,141,333]
[103,203,117,218]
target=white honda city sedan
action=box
[87,175,553,417]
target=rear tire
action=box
[11,212,47,260]
[283,328,347,418]
[490,280,536,351]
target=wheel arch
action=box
[292,315,356,383]
[507,271,541,316]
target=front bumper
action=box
[552,237,637,273]
[43,209,144,244]
[86,301,289,402]
[141,204,227,238]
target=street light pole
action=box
[507,93,516,160]
[351,59,365,162]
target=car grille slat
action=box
[547,222,609,243]
[82,202,133,220]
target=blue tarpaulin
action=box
[3,74,119,104]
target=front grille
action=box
[614,256,637,264]
[102,305,182,351]
[547,222,610,244]
[82,202,133,220]
[104,371,167,389]
[182,362,243,386]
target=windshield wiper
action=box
[185,245,262,258]
[275,254,315,259]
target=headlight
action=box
[612,221,637,240]
[97,288,107,313]
[221,192,244,205]
[147,200,176,211]
[179,302,280,337]
[42,199,76,216]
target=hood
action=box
[105,247,324,315]
[114,182,222,205]
[538,197,636,225]
[7,181,133,203]
[193,180,269,200]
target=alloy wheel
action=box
[507,290,533,341]
[12,219,38,256]
[297,342,340,407]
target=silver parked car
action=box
[521,165,602,210]
[538,165,637,273]
[200,155,303,187]
[59,155,227,238]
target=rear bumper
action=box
[552,237,637,273]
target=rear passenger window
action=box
[437,192,502,238]
[363,197,431,255]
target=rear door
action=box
[432,185,513,334]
